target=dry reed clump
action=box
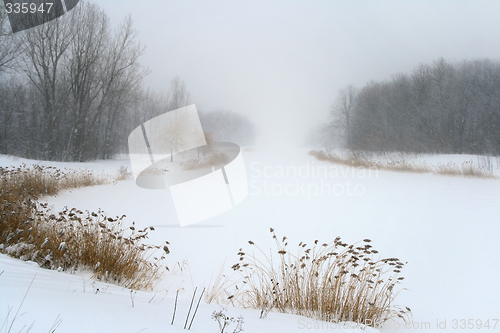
[309,149,497,179]
[308,149,431,174]
[205,262,242,305]
[434,160,495,178]
[60,168,110,188]
[213,229,411,327]
[0,164,169,289]
[182,132,230,170]
[6,207,167,289]
[182,152,229,170]
[116,165,133,181]
[0,164,110,197]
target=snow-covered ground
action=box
[1,148,500,332]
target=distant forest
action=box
[326,58,500,155]
[0,1,255,162]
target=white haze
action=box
[98,0,500,148]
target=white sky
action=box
[97,0,500,147]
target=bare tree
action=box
[97,15,149,159]
[167,76,190,111]
[136,88,169,123]
[329,84,357,147]
[67,10,148,160]
[3,1,148,161]
[149,76,193,162]
[0,6,22,73]
[330,58,500,155]
[64,1,110,160]
[17,13,72,160]
[200,110,256,146]
[160,110,197,162]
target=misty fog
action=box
[96,0,500,148]
[2,0,500,157]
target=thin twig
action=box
[8,273,36,332]
[130,290,135,307]
[188,287,205,330]
[171,289,179,325]
[184,287,197,329]
[48,314,63,333]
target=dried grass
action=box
[182,152,229,170]
[0,164,110,197]
[205,262,241,305]
[434,161,495,178]
[309,150,497,179]
[1,275,63,333]
[209,229,411,327]
[116,166,133,181]
[0,165,169,289]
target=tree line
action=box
[200,110,256,146]
[0,1,255,162]
[326,58,500,155]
